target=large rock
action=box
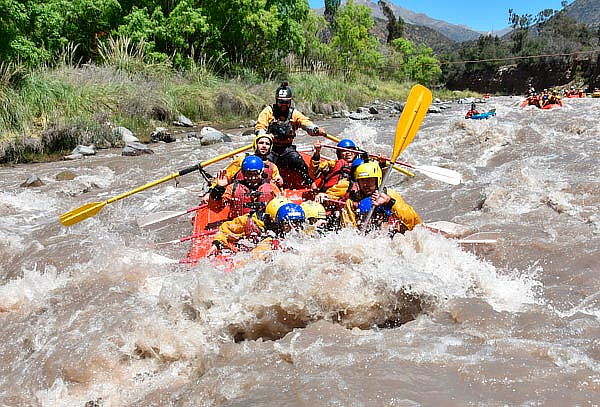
[174,114,193,127]
[349,112,373,120]
[71,145,96,156]
[113,126,138,143]
[150,127,175,143]
[20,175,44,187]
[200,127,231,145]
[312,102,334,115]
[55,170,77,181]
[121,142,154,156]
[428,106,442,114]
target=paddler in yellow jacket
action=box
[255,81,326,186]
[207,198,305,256]
[341,161,422,234]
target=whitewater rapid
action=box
[0,96,598,405]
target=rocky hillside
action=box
[352,0,483,42]
[368,16,456,54]
[565,0,600,27]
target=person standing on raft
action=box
[255,81,327,187]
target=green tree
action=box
[201,0,281,72]
[0,0,47,64]
[378,0,403,43]
[330,0,381,76]
[390,38,441,85]
[508,9,532,55]
[325,0,341,28]
[32,0,121,60]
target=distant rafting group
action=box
[521,86,600,109]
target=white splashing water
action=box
[0,265,68,312]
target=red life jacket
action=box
[314,159,352,191]
[229,180,279,219]
[234,161,275,182]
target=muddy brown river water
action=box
[0,96,598,406]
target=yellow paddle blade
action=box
[58,143,253,227]
[392,84,432,161]
[59,201,107,227]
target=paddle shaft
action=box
[324,134,414,177]
[107,144,252,205]
[60,143,252,226]
[322,144,461,185]
[322,144,419,168]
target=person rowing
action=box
[207,199,306,256]
[208,155,280,219]
[341,161,422,234]
[464,102,479,119]
[255,81,327,187]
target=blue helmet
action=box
[357,197,392,216]
[336,139,357,158]
[275,203,306,223]
[337,139,356,149]
[351,157,364,172]
[242,155,264,172]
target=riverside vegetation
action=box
[0,0,475,163]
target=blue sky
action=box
[308,1,573,32]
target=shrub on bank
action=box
[0,61,479,163]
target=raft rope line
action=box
[438,48,600,65]
[285,48,600,73]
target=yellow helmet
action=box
[265,196,292,219]
[252,133,273,152]
[354,162,382,187]
[300,201,326,220]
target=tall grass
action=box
[0,36,479,163]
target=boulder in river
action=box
[122,142,154,156]
[200,127,231,145]
[71,145,96,156]
[349,112,373,120]
[151,127,175,143]
[21,175,45,187]
[55,170,77,181]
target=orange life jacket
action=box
[229,180,279,219]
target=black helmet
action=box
[275,81,292,104]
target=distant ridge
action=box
[565,0,600,27]
[351,0,484,42]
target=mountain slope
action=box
[352,0,483,42]
[565,0,600,27]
